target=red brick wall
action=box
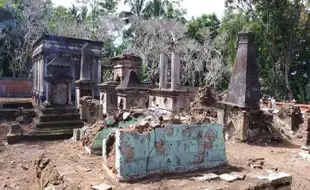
[0,78,32,97]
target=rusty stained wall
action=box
[113,124,227,180]
[149,95,191,113]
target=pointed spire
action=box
[225,32,261,108]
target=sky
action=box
[51,0,226,20]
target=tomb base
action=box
[75,80,95,108]
[26,105,84,140]
[148,89,191,114]
[98,81,119,115]
[218,103,262,142]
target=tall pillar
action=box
[40,58,44,95]
[80,44,91,81]
[33,58,36,94]
[171,51,180,90]
[68,83,72,105]
[97,60,102,84]
[225,32,261,108]
[36,59,38,94]
[38,59,41,95]
[159,53,168,89]
[45,83,49,103]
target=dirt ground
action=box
[1,123,310,190]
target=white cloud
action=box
[51,0,225,19]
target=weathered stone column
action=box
[159,53,168,89]
[45,83,50,103]
[68,83,72,105]
[225,32,261,108]
[171,51,180,90]
[97,60,102,84]
[40,57,44,95]
[220,32,261,142]
[75,43,95,108]
[80,44,91,81]
[37,60,40,95]
[36,59,38,94]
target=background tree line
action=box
[0,0,309,103]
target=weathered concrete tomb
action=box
[29,34,103,139]
[102,123,227,181]
[98,52,196,115]
[218,32,262,142]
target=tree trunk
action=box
[284,59,293,100]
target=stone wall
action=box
[0,78,32,97]
[103,123,227,181]
[79,96,103,123]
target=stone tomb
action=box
[98,52,195,115]
[218,32,262,142]
[32,34,103,105]
[148,52,192,114]
[102,123,227,181]
[116,70,149,110]
[99,53,148,114]
[29,34,103,140]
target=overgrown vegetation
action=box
[0,0,310,103]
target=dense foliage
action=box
[0,0,309,103]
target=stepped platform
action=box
[24,105,84,141]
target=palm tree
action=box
[124,0,147,17]
[143,0,167,18]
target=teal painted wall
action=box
[91,116,145,150]
[91,128,116,150]
[114,124,227,179]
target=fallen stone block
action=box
[123,112,130,120]
[92,183,112,190]
[9,123,23,134]
[219,174,237,182]
[267,171,292,185]
[7,133,22,144]
[230,172,246,180]
[255,171,292,186]
[191,173,219,181]
[299,151,310,161]
[72,129,81,141]
[7,123,23,144]
[44,184,63,190]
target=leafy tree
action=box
[187,13,220,43]
[219,0,310,103]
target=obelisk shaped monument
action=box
[225,32,261,108]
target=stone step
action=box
[24,128,75,141]
[38,113,81,122]
[35,120,84,129]
[40,107,79,115]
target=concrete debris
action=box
[72,128,81,141]
[19,163,29,170]
[91,183,113,190]
[247,158,265,169]
[256,171,292,184]
[123,112,131,121]
[191,173,219,181]
[35,154,63,190]
[219,174,237,182]
[82,121,107,147]
[230,172,246,180]
[299,146,310,161]
[44,184,63,190]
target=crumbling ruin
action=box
[28,34,104,140]
[1,32,300,189]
